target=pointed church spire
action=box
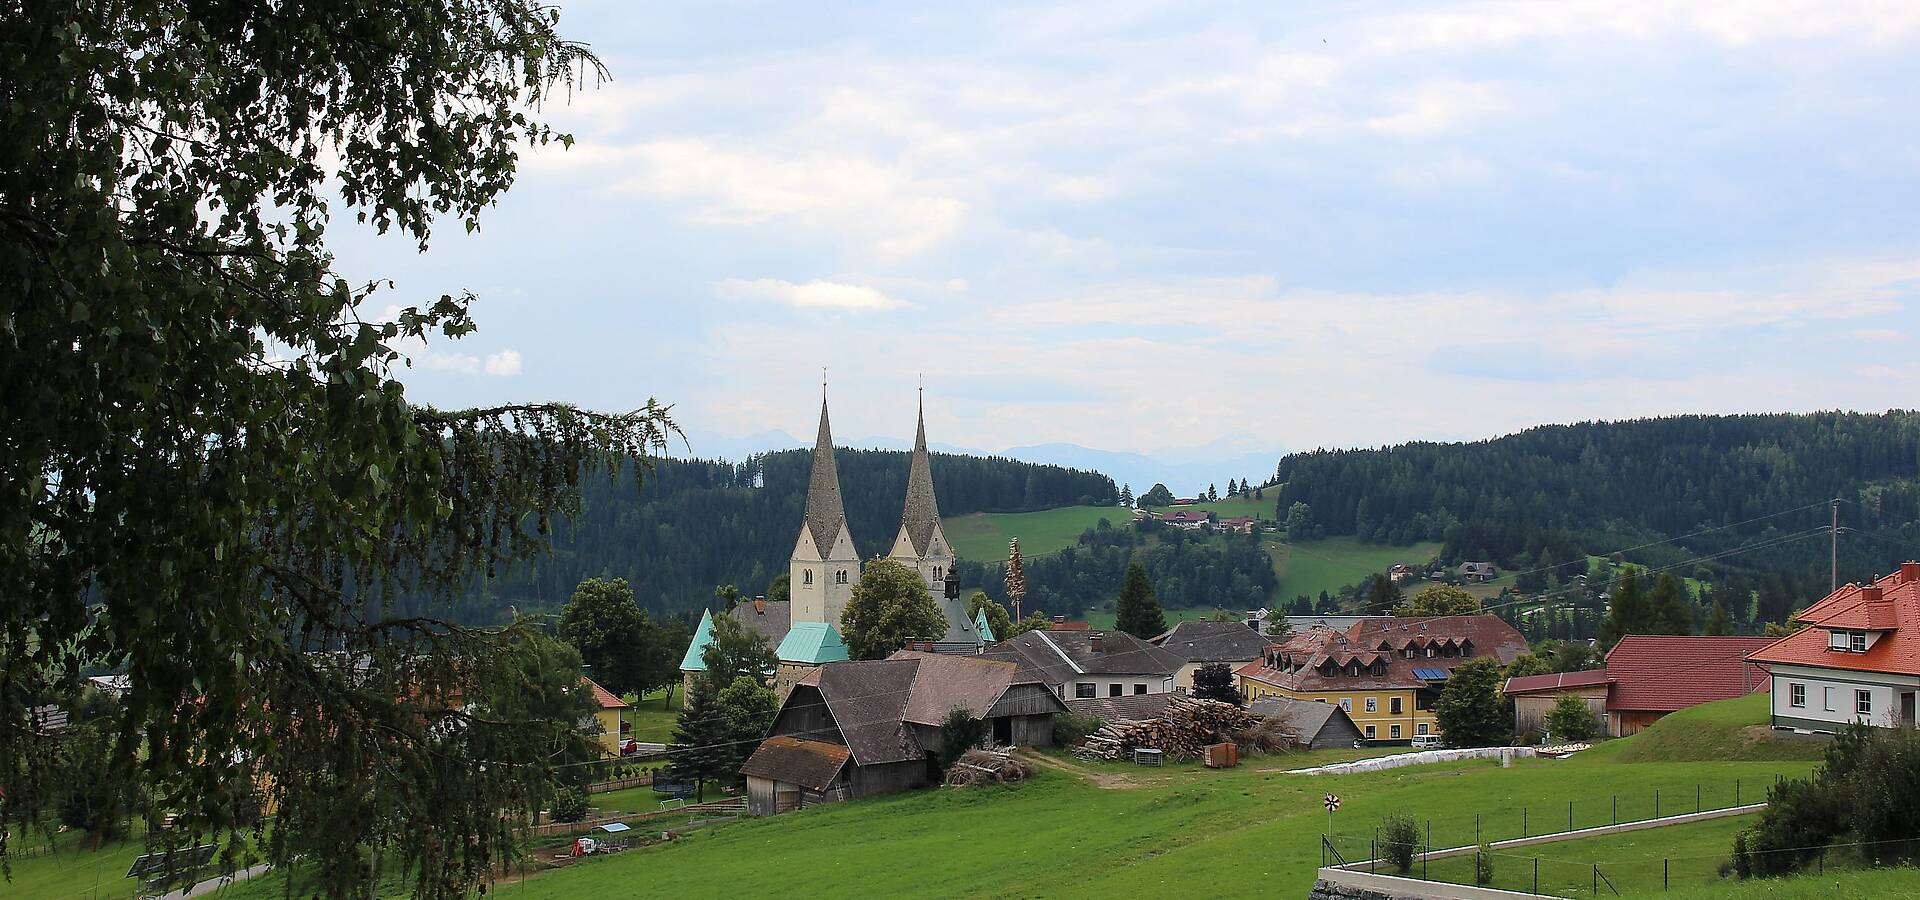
[802,390,848,554]
[899,388,942,556]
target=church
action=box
[682,389,991,698]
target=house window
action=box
[1851,632,1868,652]
[1109,684,1123,698]
[1075,683,1095,699]
[1857,690,1872,716]
[1426,647,1436,658]
[1390,697,1403,714]
[1365,698,1377,713]
[1390,725,1402,740]
[1829,630,1849,651]
[803,569,814,585]
[1417,723,1429,735]
[1364,725,1376,739]
[1348,663,1361,676]
[1133,683,1147,695]
[1789,683,1805,707]
[1823,687,1835,711]
[1339,698,1352,711]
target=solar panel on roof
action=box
[1413,667,1450,681]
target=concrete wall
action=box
[1313,868,1564,900]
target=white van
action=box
[1410,734,1444,749]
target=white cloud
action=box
[717,278,909,311]
[483,350,522,376]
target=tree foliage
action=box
[840,559,947,659]
[1435,658,1508,748]
[1138,484,1176,508]
[1381,812,1420,873]
[1735,724,1920,877]
[558,577,679,697]
[1599,567,1650,650]
[1114,563,1168,639]
[701,612,779,689]
[1,2,686,894]
[960,523,1274,618]
[667,676,731,800]
[966,591,1014,641]
[713,675,780,784]
[1544,693,1598,742]
[1192,663,1241,705]
[938,708,987,770]
[1395,585,1482,617]
[1649,572,1694,635]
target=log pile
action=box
[945,748,1034,787]
[1073,696,1285,761]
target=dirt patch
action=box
[1019,750,1143,789]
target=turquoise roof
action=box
[974,609,996,643]
[679,609,715,671]
[776,621,850,664]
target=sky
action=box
[333,0,1920,464]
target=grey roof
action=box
[735,600,792,648]
[1249,696,1364,743]
[1153,620,1271,664]
[801,396,850,554]
[896,396,941,557]
[789,653,1046,766]
[933,592,982,647]
[980,630,1184,686]
[1064,693,1175,723]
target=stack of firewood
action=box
[1072,696,1281,761]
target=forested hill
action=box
[1269,410,1920,606]
[473,448,1115,617]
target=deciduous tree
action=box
[1394,584,1482,617]
[1544,693,1598,742]
[1192,663,1241,705]
[702,613,778,687]
[559,577,649,696]
[714,675,780,783]
[2,3,676,894]
[840,559,948,659]
[1435,658,1507,748]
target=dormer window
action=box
[1347,663,1361,676]
[1851,631,1868,652]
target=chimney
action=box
[1861,586,1883,603]
[1901,562,1920,584]
[1053,616,1066,625]
[1090,633,1105,654]
[754,598,766,614]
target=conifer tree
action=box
[1705,600,1734,636]
[668,676,732,801]
[1599,567,1649,650]
[1650,572,1694,635]
[1114,562,1168,638]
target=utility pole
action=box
[1831,498,1840,591]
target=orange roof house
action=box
[1749,562,1920,733]
[582,676,630,756]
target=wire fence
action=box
[1319,775,1903,895]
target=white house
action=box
[1749,562,1920,732]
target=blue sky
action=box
[336,1,1920,460]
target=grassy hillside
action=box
[1583,694,1829,764]
[1269,536,1442,603]
[491,738,1814,898]
[1081,605,1225,631]
[1424,812,1759,895]
[1140,495,1273,520]
[945,505,1131,561]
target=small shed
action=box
[1247,696,1366,750]
[741,736,852,816]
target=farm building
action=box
[1502,669,1610,737]
[1502,635,1775,737]
[1246,696,1366,750]
[741,651,1066,815]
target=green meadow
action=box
[1269,536,1443,604]
[944,504,1132,562]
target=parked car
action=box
[1410,734,1444,749]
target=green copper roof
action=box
[974,608,996,643]
[679,608,715,671]
[777,621,850,664]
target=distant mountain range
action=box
[670,428,1279,498]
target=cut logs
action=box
[1071,696,1297,761]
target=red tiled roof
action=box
[1239,615,1527,692]
[1603,635,1774,712]
[1503,669,1611,695]
[582,677,629,709]
[1749,563,1920,676]
[1047,621,1090,631]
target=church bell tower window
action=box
[803,569,813,585]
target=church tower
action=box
[887,389,955,595]
[790,389,862,628]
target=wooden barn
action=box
[740,651,1066,815]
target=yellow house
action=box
[582,677,631,756]
[1235,616,1528,744]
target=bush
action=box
[939,707,987,771]
[1733,723,1920,878]
[1544,693,1598,742]
[550,786,588,823]
[1054,711,1102,748]
[1381,811,1420,874]
[1475,842,1495,885]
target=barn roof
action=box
[1604,634,1774,712]
[740,736,850,793]
[1152,620,1271,663]
[1248,696,1363,743]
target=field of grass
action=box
[491,710,1818,898]
[944,505,1132,561]
[1422,812,1759,895]
[1582,694,1828,764]
[1081,605,1225,631]
[1,825,165,900]
[625,687,684,744]
[1663,867,1920,899]
[1270,536,1442,604]
[1139,495,1274,520]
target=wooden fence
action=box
[587,772,655,794]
